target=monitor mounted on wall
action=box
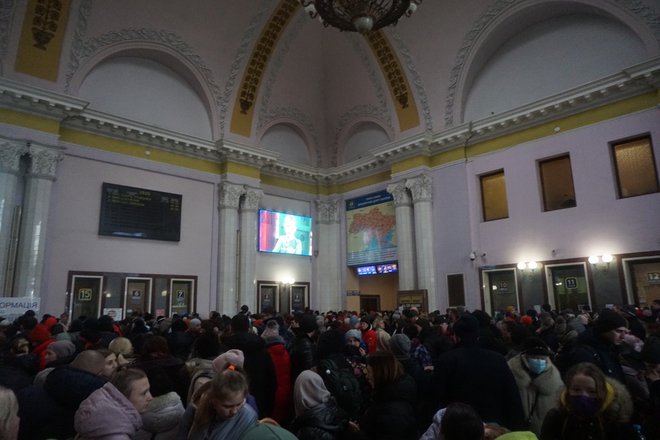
[258,209,313,256]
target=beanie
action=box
[297,314,318,334]
[453,314,480,339]
[389,334,411,360]
[521,337,551,356]
[213,349,245,372]
[240,423,298,440]
[344,329,362,342]
[593,309,627,334]
[47,340,76,359]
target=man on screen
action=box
[272,215,302,254]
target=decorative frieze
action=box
[315,199,339,225]
[0,139,26,174]
[406,173,432,203]
[218,182,245,210]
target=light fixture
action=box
[300,0,422,33]
[517,261,540,271]
[161,290,168,297]
[589,254,613,271]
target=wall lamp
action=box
[517,261,539,271]
[588,254,613,271]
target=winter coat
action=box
[431,339,526,430]
[290,398,349,440]
[563,330,625,383]
[508,354,563,435]
[265,338,293,424]
[540,377,636,440]
[289,333,316,380]
[74,382,142,440]
[224,331,277,418]
[132,353,190,405]
[17,365,106,440]
[178,402,258,440]
[359,374,418,440]
[135,391,185,440]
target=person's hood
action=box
[75,382,142,437]
[139,391,185,433]
[44,366,106,408]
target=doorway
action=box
[482,269,519,315]
[546,263,592,312]
[360,295,380,312]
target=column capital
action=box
[218,182,245,210]
[28,144,63,180]
[315,199,339,224]
[241,186,263,212]
[0,139,27,174]
[387,181,412,207]
[406,173,433,203]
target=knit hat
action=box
[189,318,202,328]
[212,349,245,372]
[453,314,480,339]
[593,309,627,334]
[520,315,533,326]
[521,337,551,356]
[641,337,660,364]
[47,340,76,359]
[261,320,281,342]
[297,314,318,334]
[344,329,362,342]
[389,333,411,360]
[293,370,330,417]
[349,315,360,327]
[240,423,298,440]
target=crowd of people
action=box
[1,300,659,440]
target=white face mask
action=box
[527,357,547,375]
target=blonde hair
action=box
[109,337,133,356]
[189,366,249,437]
[0,386,19,440]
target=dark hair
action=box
[231,314,250,333]
[440,402,484,440]
[110,368,147,399]
[140,335,170,356]
[366,351,404,389]
[98,315,115,332]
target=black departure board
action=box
[99,183,182,242]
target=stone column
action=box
[387,181,416,291]
[14,144,62,298]
[0,140,27,295]
[217,182,245,316]
[406,173,437,312]
[239,186,262,313]
[315,199,341,312]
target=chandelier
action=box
[300,0,422,33]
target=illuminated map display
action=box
[346,190,397,266]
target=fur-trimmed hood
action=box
[508,354,563,396]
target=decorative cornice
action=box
[445,0,660,127]
[0,77,88,118]
[219,139,278,168]
[27,143,64,180]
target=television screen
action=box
[357,265,377,276]
[99,183,181,242]
[377,263,398,274]
[258,210,313,256]
[356,263,398,276]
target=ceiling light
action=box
[300,0,422,33]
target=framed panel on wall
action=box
[170,278,195,316]
[69,275,104,320]
[257,282,280,314]
[290,283,309,313]
[124,277,152,316]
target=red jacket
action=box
[362,328,378,353]
[266,340,293,425]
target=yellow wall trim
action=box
[220,162,261,179]
[391,155,431,175]
[0,108,60,133]
[60,128,224,175]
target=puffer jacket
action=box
[75,382,142,439]
[290,398,348,440]
[135,391,185,440]
[359,374,418,440]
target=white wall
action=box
[42,147,218,315]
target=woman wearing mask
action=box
[541,362,636,440]
[508,337,563,435]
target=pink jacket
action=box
[75,382,142,439]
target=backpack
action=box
[317,358,363,418]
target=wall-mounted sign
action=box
[78,288,92,301]
[565,277,578,289]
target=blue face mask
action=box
[527,357,547,375]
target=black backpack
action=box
[317,358,363,418]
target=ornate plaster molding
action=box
[0,137,26,174]
[258,105,321,167]
[0,0,16,62]
[27,144,63,180]
[386,180,412,207]
[241,186,264,212]
[219,1,271,135]
[444,0,660,127]
[405,173,432,204]
[0,77,87,118]
[315,199,340,224]
[218,182,246,210]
